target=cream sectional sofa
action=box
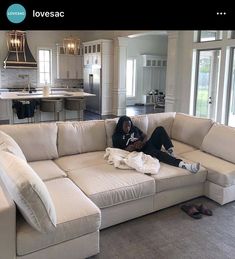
[0,112,235,259]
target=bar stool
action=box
[40,98,63,121]
[64,98,86,121]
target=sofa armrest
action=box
[0,180,16,259]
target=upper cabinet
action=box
[142,55,167,67]
[57,45,83,79]
[83,42,101,66]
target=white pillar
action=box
[165,31,179,112]
[112,37,129,116]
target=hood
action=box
[3,31,37,69]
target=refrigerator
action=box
[83,64,102,114]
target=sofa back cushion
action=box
[0,130,26,161]
[171,113,213,148]
[147,112,175,139]
[0,123,58,162]
[0,151,57,233]
[57,120,106,157]
[201,123,235,164]
[105,115,148,148]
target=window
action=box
[198,31,222,42]
[194,49,221,120]
[126,59,136,97]
[38,49,52,84]
[227,48,235,127]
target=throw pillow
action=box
[0,130,26,161]
[0,151,57,232]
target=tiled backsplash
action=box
[0,68,37,88]
[54,79,83,88]
[0,69,83,89]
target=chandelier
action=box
[6,30,25,52]
[63,36,80,55]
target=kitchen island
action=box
[0,91,95,124]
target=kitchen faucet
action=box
[19,74,31,93]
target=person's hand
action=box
[133,140,144,150]
[125,145,136,152]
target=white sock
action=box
[166,147,175,157]
[179,161,200,173]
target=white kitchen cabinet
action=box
[142,55,167,67]
[83,42,101,66]
[57,45,83,79]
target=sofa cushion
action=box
[0,130,26,161]
[54,151,105,172]
[67,164,155,209]
[57,120,106,157]
[181,150,235,187]
[105,115,148,148]
[147,112,175,139]
[0,151,56,233]
[29,160,67,181]
[152,162,207,192]
[0,123,58,162]
[201,123,235,164]
[172,140,197,155]
[171,113,213,148]
[17,178,101,256]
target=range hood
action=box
[3,31,37,69]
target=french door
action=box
[194,49,221,120]
[227,48,235,127]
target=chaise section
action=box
[181,150,235,188]
[201,123,235,164]
[67,164,155,209]
[28,160,67,181]
[17,178,101,256]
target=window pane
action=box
[44,62,49,73]
[45,73,50,84]
[39,50,44,61]
[228,49,235,127]
[195,50,221,120]
[200,31,222,42]
[39,73,44,84]
[39,62,45,72]
[44,51,50,61]
[38,49,51,84]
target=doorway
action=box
[194,49,221,120]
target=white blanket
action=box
[104,148,160,174]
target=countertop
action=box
[0,91,95,100]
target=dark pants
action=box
[141,126,182,167]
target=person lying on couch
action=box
[112,116,200,173]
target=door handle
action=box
[208,97,212,104]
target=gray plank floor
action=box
[89,197,235,259]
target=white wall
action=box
[0,30,85,88]
[126,35,168,105]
